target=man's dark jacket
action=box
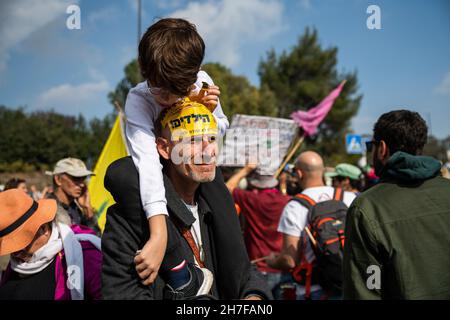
[101,156,271,300]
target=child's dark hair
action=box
[138,18,205,97]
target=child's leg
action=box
[159,219,213,296]
[159,220,191,289]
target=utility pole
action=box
[137,0,142,46]
[427,112,433,137]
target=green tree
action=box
[202,63,278,118]
[0,106,114,172]
[258,27,362,164]
[423,135,450,162]
[108,59,142,110]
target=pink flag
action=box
[290,81,346,137]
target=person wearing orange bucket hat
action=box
[0,189,56,257]
[0,189,102,300]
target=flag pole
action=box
[113,100,129,155]
[137,0,142,47]
[273,80,347,179]
[114,100,124,114]
[274,131,305,179]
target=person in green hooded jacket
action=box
[343,110,450,300]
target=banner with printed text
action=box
[218,114,299,175]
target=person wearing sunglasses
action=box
[343,110,450,299]
[326,163,363,195]
[45,157,98,234]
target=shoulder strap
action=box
[333,188,344,202]
[74,234,102,251]
[291,193,316,210]
[172,218,205,268]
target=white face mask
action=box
[10,223,62,275]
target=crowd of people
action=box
[0,18,449,301]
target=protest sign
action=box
[218,114,299,175]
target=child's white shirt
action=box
[124,70,229,219]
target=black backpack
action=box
[290,188,348,297]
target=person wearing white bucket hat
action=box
[226,164,291,298]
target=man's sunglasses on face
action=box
[365,140,378,153]
[63,174,86,184]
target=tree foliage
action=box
[423,135,450,162]
[0,106,113,172]
[108,59,142,110]
[201,63,278,118]
[258,27,362,164]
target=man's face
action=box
[372,144,384,177]
[161,132,218,183]
[57,173,87,199]
[332,176,349,189]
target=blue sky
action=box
[0,0,449,138]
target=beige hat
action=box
[46,157,95,177]
[248,173,279,189]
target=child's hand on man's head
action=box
[199,85,221,112]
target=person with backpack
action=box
[0,189,102,300]
[226,164,292,298]
[267,151,356,300]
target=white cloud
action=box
[87,67,106,82]
[434,71,450,95]
[0,0,76,73]
[37,80,110,115]
[168,0,285,67]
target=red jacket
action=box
[233,188,290,273]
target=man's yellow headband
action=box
[161,98,218,140]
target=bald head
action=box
[295,151,324,172]
[294,151,325,188]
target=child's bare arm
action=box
[134,215,168,285]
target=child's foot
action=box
[164,262,213,299]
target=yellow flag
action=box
[88,113,128,232]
